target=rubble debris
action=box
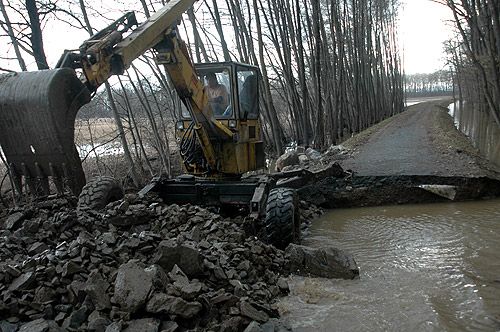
[275,151,299,171]
[0,194,323,331]
[305,148,321,161]
[113,261,155,313]
[4,211,26,230]
[276,144,351,173]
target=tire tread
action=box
[264,187,300,249]
[77,176,123,211]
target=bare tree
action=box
[0,0,27,70]
[78,0,141,186]
[441,0,500,127]
[25,0,48,69]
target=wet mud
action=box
[299,174,500,208]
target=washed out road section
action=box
[341,100,486,177]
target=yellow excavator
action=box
[0,0,299,248]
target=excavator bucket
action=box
[0,68,91,197]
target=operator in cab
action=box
[204,72,229,116]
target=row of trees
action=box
[1,0,404,183]
[404,70,454,97]
[441,0,500,128]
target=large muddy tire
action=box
[264,187,301,249]
[77,176,123,211]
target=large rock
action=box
[0,321,17,332]
[4,212,25,230]
[285,244,359,279]
[105,322,122,332]
[85,271,111,310]
[244,321,263,332]
[146,293,202,319]
[62,305,91,329]
[123,318,160,332]
[9,272,35,291]
[152,240,203,277]
[87,311,111,332]
[113,261,159,313]
[18,319,48,332]
[275,151,300,172]
[305,147,321,160]
[33,286,56,303]
[160,321,178,332]
[240,301,269,323]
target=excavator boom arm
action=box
[78,0,194,91]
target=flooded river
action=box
[448,102,500,169]
[280,200,500,331]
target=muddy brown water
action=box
[280,199,500,331]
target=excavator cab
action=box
[191,62,260,120]
[175,62,265,177]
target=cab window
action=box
[198,69,232,118]
[237,69,259,119]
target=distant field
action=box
[0,117,179,198]
[74,117,177,147]
[75,118,118,144]
[406,96,452,107]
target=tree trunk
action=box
[25,0,48,69]
[79,0,140,186]
[0,0,27,71]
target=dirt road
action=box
[341,99,489,177]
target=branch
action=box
[14,37,34,56]
[0,66,16,72]
[0,55,19,60]
[43,6,86,30]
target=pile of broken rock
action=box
[0,194,357,332]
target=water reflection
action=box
[279,200,500,331]
[405,96,452,107]
[448,102,500,168]
[77,142,124,159]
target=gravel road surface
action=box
[341,100,488,177]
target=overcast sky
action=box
[4,0,455,75]
[399,0,455,74]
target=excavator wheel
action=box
[264,187,301,249]
[77,176,124,211]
